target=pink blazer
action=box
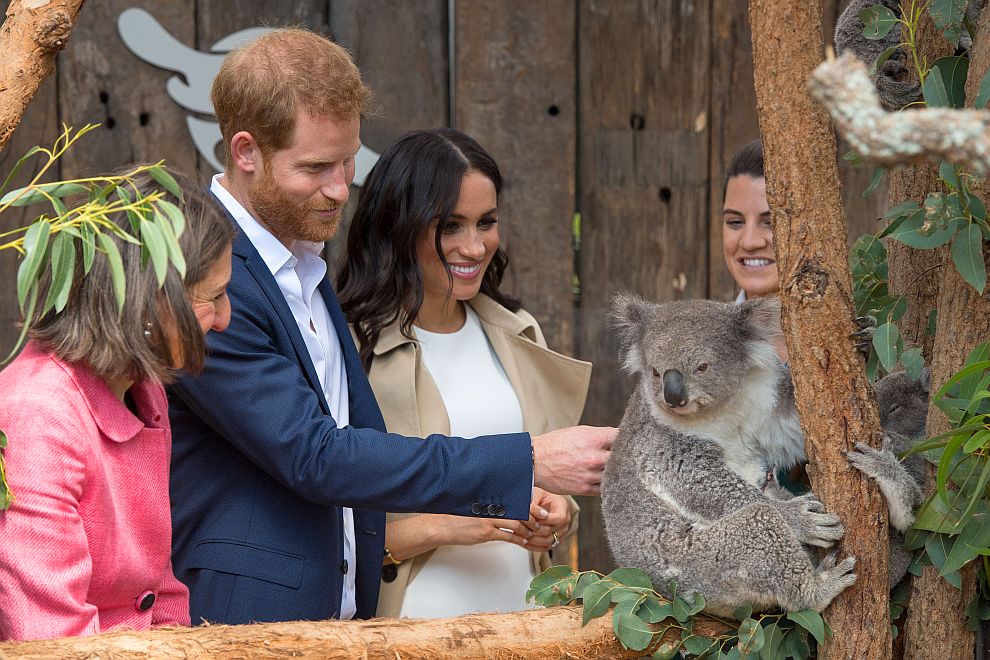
[0,343,189,640]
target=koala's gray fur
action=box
[835,0,985,110]
[846,369,930,583]
[601,295,856,616]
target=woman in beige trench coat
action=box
[338,128,590,618]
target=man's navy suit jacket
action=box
[167,214,533,625]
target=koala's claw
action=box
[851,316,877,355]
[846,440,897,480]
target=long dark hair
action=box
[723,139,764,198]
[337,128,519,369]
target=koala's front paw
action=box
[850,316,876,356]
[801,553,858,612]
[847,438,921,532]
[781,493,845,548]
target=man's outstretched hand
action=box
[531,425,616,496]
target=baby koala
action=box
[601,294,856,617]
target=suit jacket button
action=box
[487,503,499,516]
[341,559,349,575]
[471,503,483,515]
[382,564,398,583]
[135,590,156,612]
[495,504,506,517]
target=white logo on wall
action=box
[117,8,379,184]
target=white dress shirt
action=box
[211,175,358,620]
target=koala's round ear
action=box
[610,292,652,372]
[738,296,783,343]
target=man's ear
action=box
[229,131,262,174]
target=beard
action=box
[248,168,343,243]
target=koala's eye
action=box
[889,404,901,415]
[697,363,709,373]
[651,367,660,378]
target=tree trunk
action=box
[0,0,86,151]
[885,12,955,361]
[749,1,891,658]
[0,605,727,659]
[900,5,990,657]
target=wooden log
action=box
[0,605,728,659]
[749,1,892,658]
[0,0,85,151]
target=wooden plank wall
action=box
[0,0,886,574]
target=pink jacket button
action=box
[136,590,156,611]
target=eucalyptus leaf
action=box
[843,149,864,165]
[139,219,169,286]
[873,322,902,371]
[80,224,96,274]
[860,4,898,39]
[940,159,962,189]
[951,223,987,293]
[863,166,886,197]
[148,165,183,202]
[871,43,902,75]
[652,640,681,660]
[0,182,88,207]
[640,596,673,623]
[526,565,575,605]
[941,514,990,575]
[581,580,615,624]
[97,232,126,315]
[759,622,785,660]
[16,219,52,311]
[786,610,827,645]
[574,571,601,599]
[891,208,958,249]
[154,209,187,279]
[682,635,716,656]
[736,618,765,655]
[923,56,969,108]
[926,532,954,575]
[158,199,186,237]
[0,145,42,197]
[901,347,925,381]
[607,567,653,590]
[44,232,76,314]
[929,0,968,47]
[615,612,654,651]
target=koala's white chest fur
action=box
[649,365,804,487]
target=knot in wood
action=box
[35,11,72,52]
[788,259,829,302]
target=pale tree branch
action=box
[0,0,87,151]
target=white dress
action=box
[398,306,536,617]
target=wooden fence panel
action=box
[57,0,197,180]
[708,1,761,303]
[575,0,713,574]
[453,0,578,565]
[326,0,449,276]
[453,0,577,358]
[0,0,58,354]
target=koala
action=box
[846,369,930,583]
[601,294,856,617]
[835,0,985,111]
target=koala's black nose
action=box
[662,369,688,408]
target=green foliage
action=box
[860,4,899,39]
[0,125,189,510]
[527,566,831,659]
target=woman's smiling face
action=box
[722,175,778,298]
[415,171,500,312]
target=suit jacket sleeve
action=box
[169,269,533,519]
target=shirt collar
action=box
[211,174,295,276]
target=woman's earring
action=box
[144,322,152,339]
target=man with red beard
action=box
[166,28,615,626]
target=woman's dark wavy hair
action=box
[723,138,764,198]
[337,127,519,370]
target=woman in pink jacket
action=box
[0,168,235,640]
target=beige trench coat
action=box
[363,294,592,617]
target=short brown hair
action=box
[30,167,235,384]
[212,28,374,165]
